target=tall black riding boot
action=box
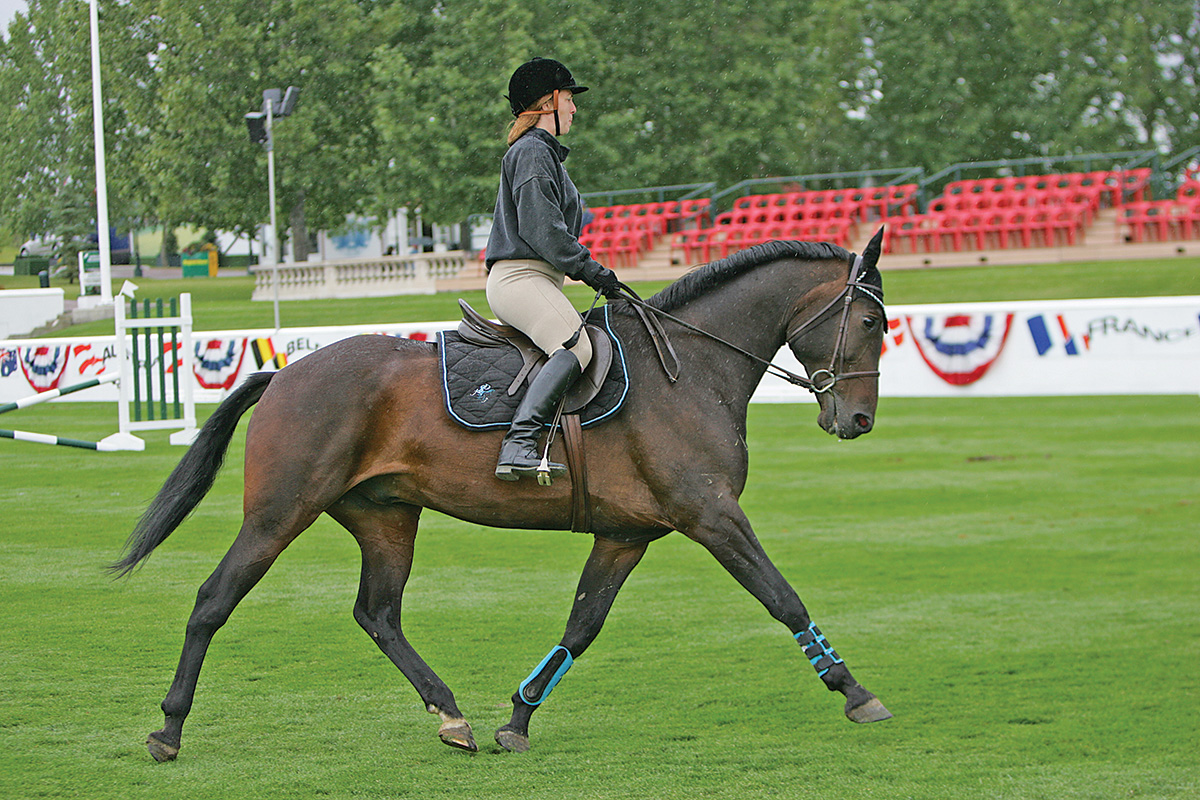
[495,349,582,481]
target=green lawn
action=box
[0,396,1196,799]
[1,256,1197,798]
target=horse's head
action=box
[787,228,886,440]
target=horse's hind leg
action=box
[326,494,476,752]
[496,536,648,752]
[682,499,892,725]
[147,513,313,762]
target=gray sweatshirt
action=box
[485,128,606,284]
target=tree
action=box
[133,0,379,259]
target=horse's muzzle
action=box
[818,406,874,439]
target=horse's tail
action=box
[110,371,276,577]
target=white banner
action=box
[2,297,1197,405]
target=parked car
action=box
[18,230,131,264]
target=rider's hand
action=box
[587,265,621,297]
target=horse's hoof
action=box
[146,732,179,762]
[494,727,530,753]
[845,696,893,723]
[437,719,478,752]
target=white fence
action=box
[250,251,475,301]
[2,297,1198,406]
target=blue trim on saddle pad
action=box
[794,622,844,678]
[518,645,574,706]
[437,304,629,431]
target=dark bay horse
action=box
[114,232,892,760]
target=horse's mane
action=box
[646,239,864,313]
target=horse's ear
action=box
[863,226,884,270]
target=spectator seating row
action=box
[671,220,856,263]
[668,185,916,264]
[720,185,918,225]
[581,199,712,267]
[1115,179,1200,243]
[582,167,1176,266]
[942,168,1152,208]
[885,208,1087,254]
[881,169,1157,255]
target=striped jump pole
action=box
[1,427,125,451]
[0,372,120,416]
[0,370,142,451]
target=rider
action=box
[485,57,620,481]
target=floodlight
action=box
[244,111,268,144]
[279,86,301,117]
[262,88,282,114]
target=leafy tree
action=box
[134,0,378,259]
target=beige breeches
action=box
[485,259,593,368]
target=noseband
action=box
[783,253,886,394]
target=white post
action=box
[266,101,281,331]
[104,289,147,451]
[88,0,113,306]
[168,293,198,445]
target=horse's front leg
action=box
[681,499,892,724]
[496,535,649,752]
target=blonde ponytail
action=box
[505,92,555,146]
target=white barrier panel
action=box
[754,296,1200,402]
[0,288,65,339]
[1,296,1197,404]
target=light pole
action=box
[245,86,300,331]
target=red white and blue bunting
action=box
[905,313,1014,386]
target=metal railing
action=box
[581,181,717,208]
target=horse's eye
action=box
[862,316,878,330]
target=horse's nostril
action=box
[855,414,872,429]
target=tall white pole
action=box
[266,101,280,331]
[88,0,113,304]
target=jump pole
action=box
[0,371,142,451]
[1,427,126,451]
[0,372,120,416]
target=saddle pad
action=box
[438,305,629,430]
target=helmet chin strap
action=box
[518,89,561,135]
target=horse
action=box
[113,230,892,760]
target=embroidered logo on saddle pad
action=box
[438,305,629,430]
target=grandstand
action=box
[574,150,1200,277]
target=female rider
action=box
[485,57,620,481]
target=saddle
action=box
[439,300,628,430]
[437,301,631,533]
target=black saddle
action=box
[438,301,629,430]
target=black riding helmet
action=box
[507,57,589,117]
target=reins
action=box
[611,252,885,395]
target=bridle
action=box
[614,252,885,396]
[782,252,886,394]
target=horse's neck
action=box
[660,258,838,394]
[680,258,836,359]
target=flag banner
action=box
[906,313,1014,385]
[3,300,1196,403]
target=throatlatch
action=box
[794,622,844,678]
[518,645,574,706]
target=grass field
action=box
[0,396,1196,799]
[1,258,1198,798]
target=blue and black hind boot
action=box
[495,348,582,482]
